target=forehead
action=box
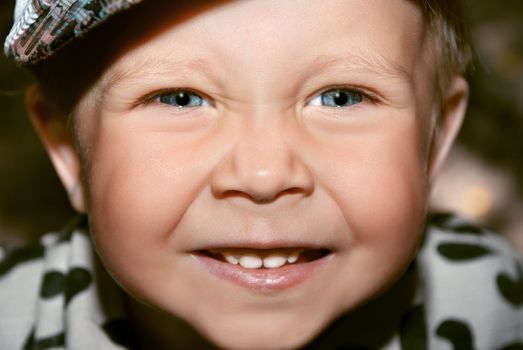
[100,0,429,95]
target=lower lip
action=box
[191,253,333,293]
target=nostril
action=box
[215,189,273,202]
[218,187,311,203]
[209,144,315,203]
[280,187,313,198]
[216,189,279,204]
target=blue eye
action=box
[157,90,211,108]
[309,88,363,107]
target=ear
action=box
[26,84,87,213]
[427,75,469,183]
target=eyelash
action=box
[307,86,378,108]
[140,88,213,108]
[139,86,379,110]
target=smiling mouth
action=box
[199,248,332,270]
[193,247,334,291]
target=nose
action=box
[210,120,314,203]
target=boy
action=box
[1,0,523,349]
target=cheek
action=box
[318,116,428,220]
[85,121,211,279]
[315,115,428,296]
[342,142,427,240]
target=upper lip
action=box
[188,240,334,252]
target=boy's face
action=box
[34,0,466,348]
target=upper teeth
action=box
[210,249,303,269]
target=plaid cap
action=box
[4,0,143,65]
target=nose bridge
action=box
[211,109,313,202]
[238,113,288,170]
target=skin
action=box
[27,0,469,349]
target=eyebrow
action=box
[305,51,411,82]
[101,56,216,94]
[101,50,411,95]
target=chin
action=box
[193,307,335,350]
[206,327,322,350]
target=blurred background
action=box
[0,1,522,249]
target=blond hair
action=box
[31,0,472,113]
[413,0,472,100]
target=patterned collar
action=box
[1,214,522,349]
